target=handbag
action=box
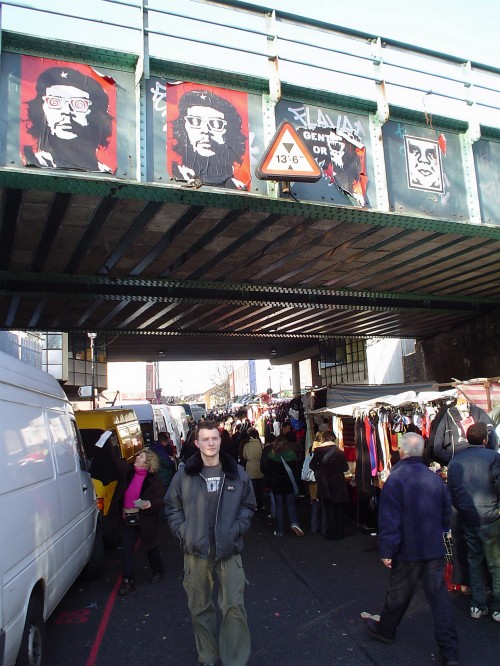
[280,456,299,496]
[124,510,140,527]
[301,452,316,482]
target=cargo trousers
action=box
[183,552,251,666]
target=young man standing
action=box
[165,422,256,666]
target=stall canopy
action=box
[454,379,500,412]
[308,384,456,417]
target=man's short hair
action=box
[399,432,425,457]
[322,430,336,443]
[466,421,488,446]
[195,421,220,439]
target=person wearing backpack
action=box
[310,430,348,541]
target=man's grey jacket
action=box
[165,449,256,561]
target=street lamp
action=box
[88,332,97,409]
[267,366,273,395]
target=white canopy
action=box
[307,388,456,417]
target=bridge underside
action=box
[1,170,499,363]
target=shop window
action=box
[319,338,367,384]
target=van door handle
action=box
[83,485,88,492]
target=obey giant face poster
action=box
[383,120,468,218]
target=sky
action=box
[107,360,230,397]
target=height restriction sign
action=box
[256,122,322,182]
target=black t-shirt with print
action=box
[200,463,222,548]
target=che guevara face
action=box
[184,104,227,157]
[42,84,92,140]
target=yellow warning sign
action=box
[256,122,322,182]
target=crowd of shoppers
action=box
[106,397,498,665]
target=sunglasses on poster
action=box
[42,95,92,113]
[184,115,227,132]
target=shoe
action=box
[291,524,304,537]
[360,611,381,621]
[150,572,164,585]
[273,531,283,536]
[118,577,135,596]
[363,617,394,644]
[470,606,488,619]
[492,611,500,622]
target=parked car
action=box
[177,403,206,423]
[0,351,103,666]
[75,408,144,547]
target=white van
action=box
[157,404,181,453]
[0,351,103,666]
[168,405,190,445]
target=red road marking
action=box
[54,609,91,625]
[85,575,122,666]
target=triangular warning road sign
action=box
[256,122,322,182]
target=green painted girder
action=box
[389,105,468,132]
[2,167,500,240]
[282,83,376,115]
[1,271,498,312]
[480,125,500,141]
[2,31,138,70]
[150,58,268,95]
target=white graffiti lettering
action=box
[287,104,365,138]
[150,81,167,131]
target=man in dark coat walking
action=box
[362,432,458,666]
[447,421,500,622]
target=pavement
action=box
[46,497,498,666]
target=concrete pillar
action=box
[292,361,300,394]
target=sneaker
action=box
[470,606,488,619]
[291,525,304,537]
[273,531,283,536]
[150,572,164,585]
[360,611,381,621]
[492,611,500,622]
[118,577,135,596]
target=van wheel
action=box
[16,596,45,666]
